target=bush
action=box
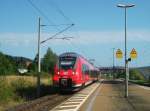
[0,77,35,103]
[0,77,14,102]
[10,77,36,100]
[11,78,33,89]
[129,69,145,80]
[0,52,17,75]
[116,72,125,79]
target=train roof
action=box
[59,52,95,67]
[59,52,81,58]
[59,52,90,62]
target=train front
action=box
[53,53,80,90]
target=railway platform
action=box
[79,80,150,111]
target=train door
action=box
[82,64,90,83]
[85,65,90,82]
[81,64,86,83]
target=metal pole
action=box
[117,3,135,98]
[124,8,128,98]
[37,17,41,97]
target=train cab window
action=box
[59,57,76,70]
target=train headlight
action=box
[76,72,79,75]
[57,71,60,75]
[72,71,75,75]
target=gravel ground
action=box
[6,94,72,111]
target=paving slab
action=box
[79,80,150,111]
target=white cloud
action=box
[0,33,37,47]
[71,30,150,44]
[0,30,150,46]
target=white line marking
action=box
[50,83,100,111]
[73,83,100,111]
[62,102,80,104]
[137,85,150,90]
[71,97,85,99]
[73,95,87,97]
[69,99,84,101]
[58,105,77,108]
[67,100,83,102]
[53,110,75,111]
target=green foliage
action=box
[0,77,14,102]
[28,54,38,73]
[11,78,35,99]
[28,62,37,73]
[116,72,125,79]
[0,52,16,75]
[0,77,34,103]
[0,48,57,76]
[11,78,32,89]
[41,48,58,74]
[17,62,26,69]
[0,76,53,106]
[129,69,145,80]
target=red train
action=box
[53,52,99,90]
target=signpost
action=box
[116,49,123,59]
[130,48,137,59]
[116,47,137,98]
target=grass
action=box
[0,75,53,111]
[129,79,150,87]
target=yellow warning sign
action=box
[130,48,137,59]
[116,49,123,59]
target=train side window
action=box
[82,64,89,75]
[85,65,89,75]
[82,64,85,74]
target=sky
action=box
[0,0,150,67]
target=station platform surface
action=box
[79,80,150,111]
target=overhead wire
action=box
[49,0,91,60]
[27,0,56,26]
[46,0,75,39]
[47,0,87,55]
[47,1,89,57]
[27,0,96,65]
[27,0,74,42]
[27,0,72,34]
[47,0,73,24]
[41,24,74,44]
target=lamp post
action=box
[117,3,135,98]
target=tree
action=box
[0,52,15,75]
[41,48,58,74]
[28,54,38,72]
[129,69,145,80]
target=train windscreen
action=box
[59,57,76,70]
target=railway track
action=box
[6,82,100,111]
[6,94,72,111]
